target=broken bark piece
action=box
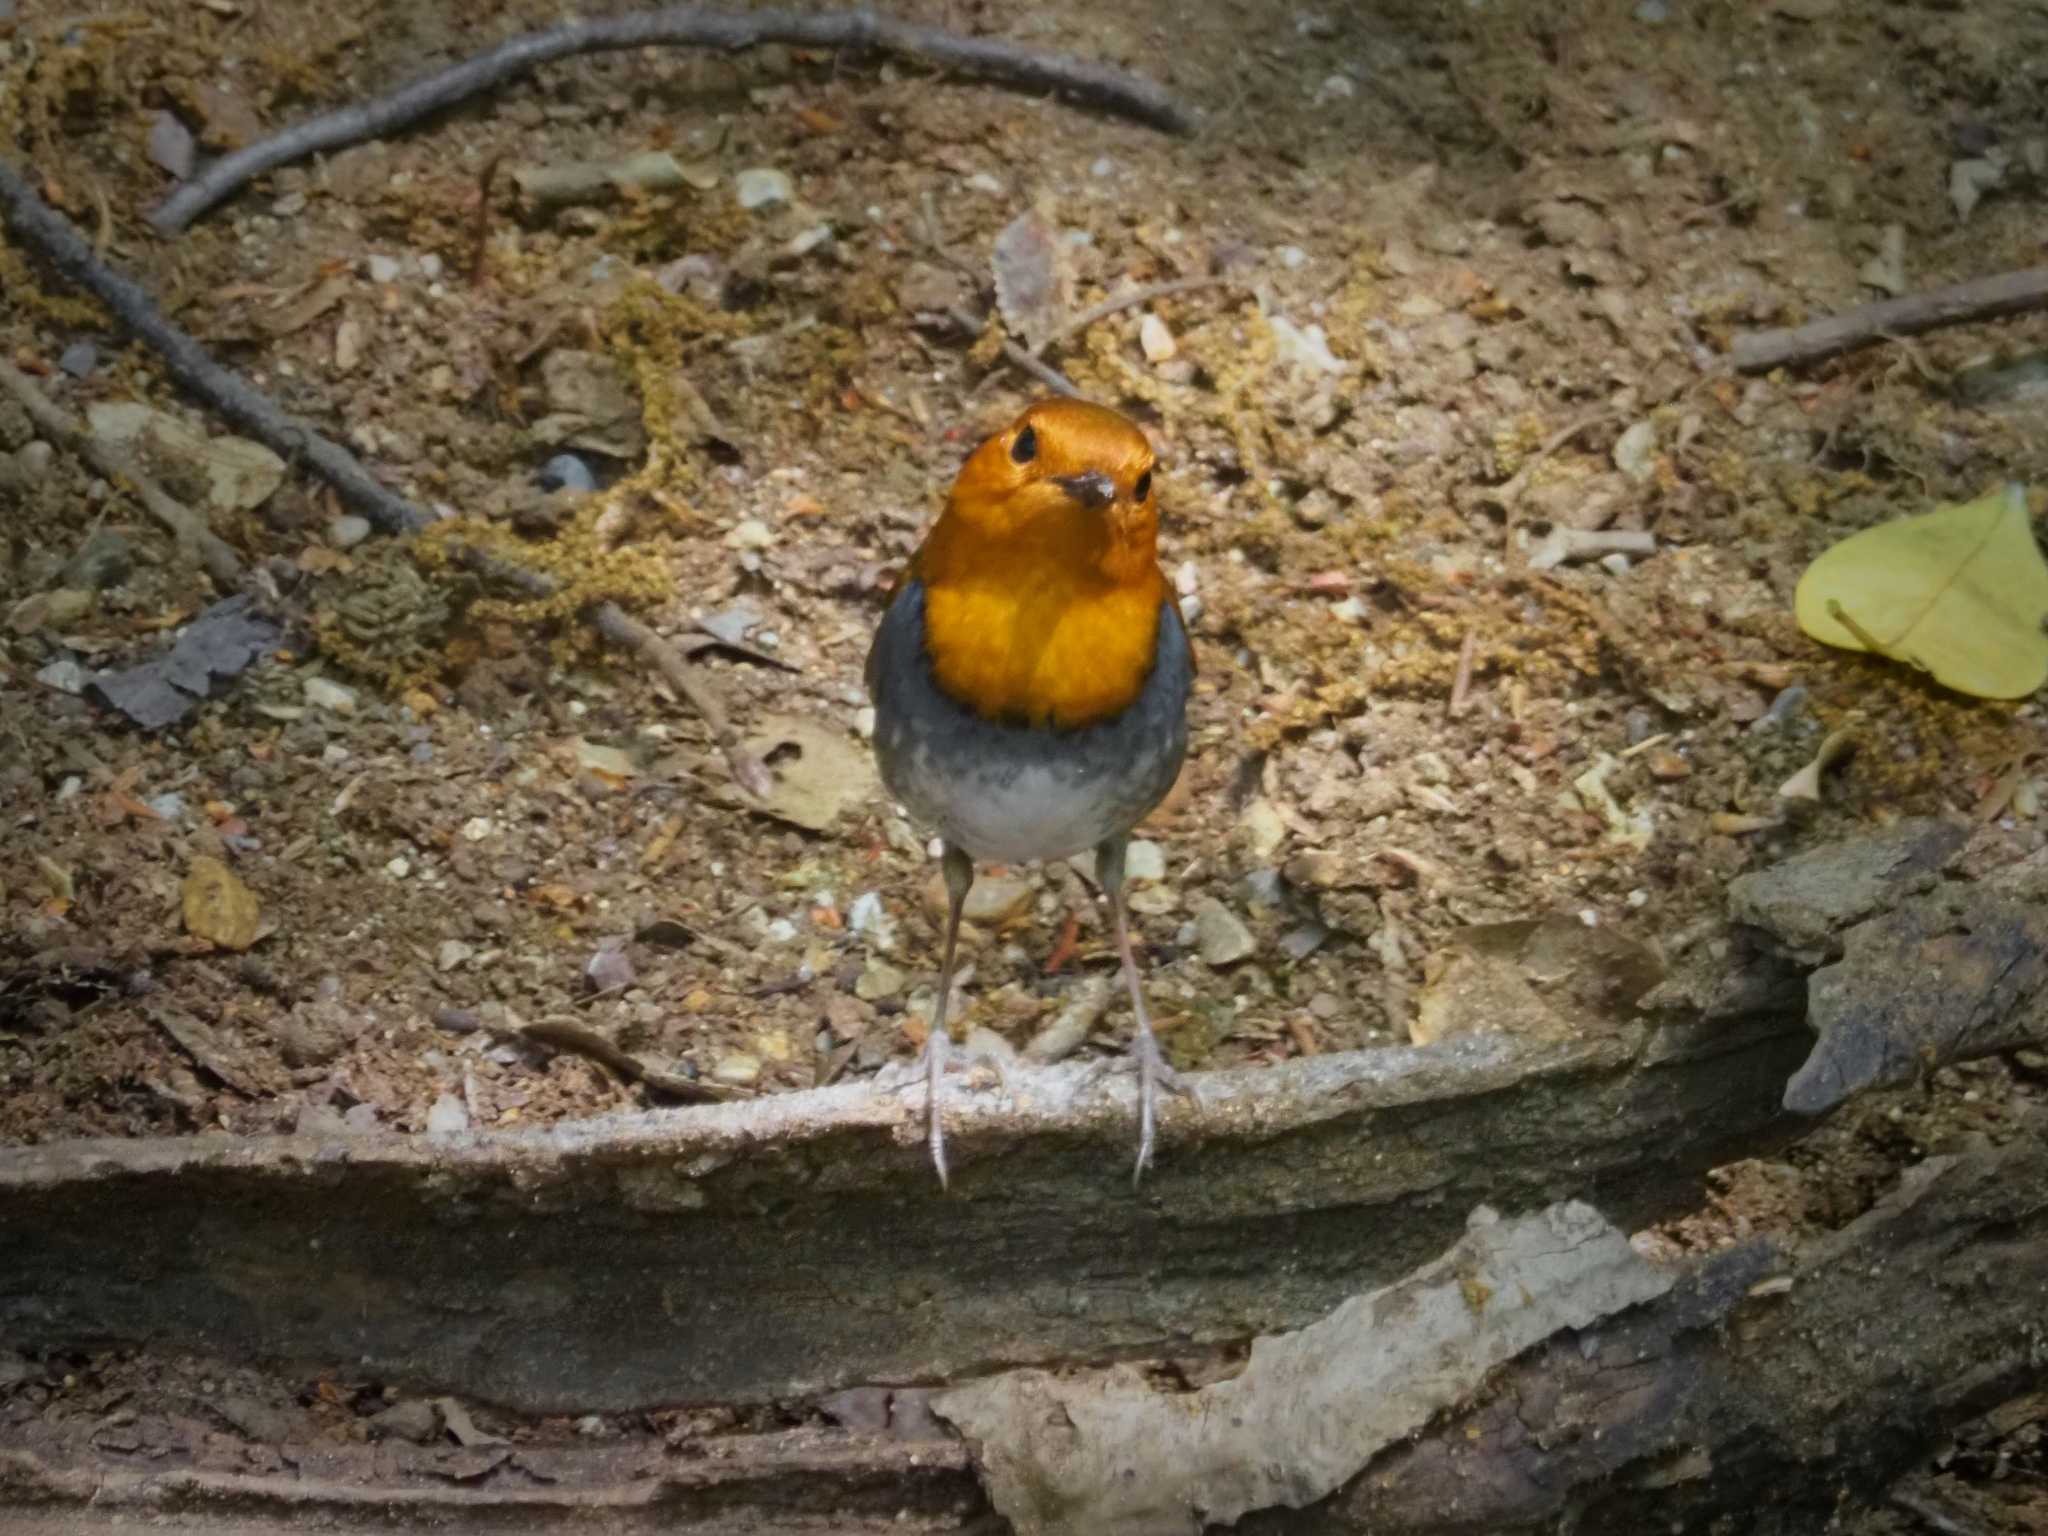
[933,1200,1673,1536]
[1725,816,1967,964]
[1787,882,2048,1113]
[1313,1136,2048,1533]
[512,151,692,210]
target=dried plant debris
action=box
[87,594,282,729]
[934,1201,1671,1536]
[991,206,1071,352]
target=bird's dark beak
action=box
[1052,470,1117,511]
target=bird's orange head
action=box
[911,398,1178,729]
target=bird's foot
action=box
[1082,1029,1196,1183]
[873,1025,953,1187]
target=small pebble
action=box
[436,940,474,972]
[1279,245,1308,269]
[147,111,196,178]
[366,254,401,284]
[1193,898,1257,966]
[1140,312,1177,363]
[724,518,775,550]
[58,342,99,379]
[1611,419,1659,484]
[60,530,132,590]
[328,514,372,549]
[385,856,412,879]
[855,959,905,1001]
[1124,840,1167,882]
[735,167,793,209]
[147,792,188,823]
[584,945,635,993]
[713,1051,763,1086]
[342,1104,381,1133]
[303,676,358,714]
[418,253,444,280]
[1280,923,1329,961]
[1089,156,1117,178]
[426,1094,470,1134]
[460,817,494,842]
[538,453,596,494]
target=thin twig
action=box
[1,154,767,797]
[469,152,503,289]
[1040,276,1231,355]
[0,359,243,588]
[1447,626,1478,719]
[945,305,1081,398]
[0,156,428,537]
[1731,265,2048,373]
[451,546,772,798]
[148,7,1193,234]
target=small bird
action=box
[867,397,1194,1185]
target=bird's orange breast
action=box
[916,542,1169,729]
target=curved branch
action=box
[148,7,1194,234]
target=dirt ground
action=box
[4,0,2048,1526]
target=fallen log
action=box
[0,1002,1811,1413]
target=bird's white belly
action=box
[894,752,1128,864]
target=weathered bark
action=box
[0,1007,1810,1413]
[1291,1132,2048,1535]
[4,1135,2041,1534]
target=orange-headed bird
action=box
[867,398,1194,1186]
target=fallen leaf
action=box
[991,206,1070,353]
[1794,483,2048,699]
[182,855,263,950]
[742,714,878,831]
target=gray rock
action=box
[1194,898,1257,966]
[369,1398,442,1443]
[426,1093,470,1135]
[58,342,99,379]
[147,112,195,179]
[328,514,372,549]
[585,944,635,993]
[1727,817,1968,964]
[538,453,596,494]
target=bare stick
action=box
[1731,265,2048,373]
[1040,276,1231,355]
[1447,626,1477,719]
[148,7,1193,234]
[453,546,773,799]
[0,359,243,588]
[945,305,1081,397]
[2,155,767,797]
[0,156,429,537]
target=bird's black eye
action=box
[1010,424,1037,464]
[1133,469,1153,501]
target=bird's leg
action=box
[1096,834,1192,1183]
[915,841,974,1189]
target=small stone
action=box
[1612,419,1659,484]
[61,530,132,590]
[585,945,635,992]
[788,223,833,257]
[328,514,372,549]
[9,587,92,633]
[366,254,401,284]
[1633,0,1669,21]
[1139,312,1177,363]
[927,873,1034,926]
[58,342,99,379]
[538,453,596,494]
[182,855,263,950]
[1123,840,1167,882]
[386,856,412,879]
[148,111,196,179]
[460,817,494,843]
[147,792,188,823]
[735,167,793,209]
[1193,898,1257,966]
[334,319,362,372]
[713,1051,763,1086]
[36,658,88,694]
[426,1093,470,1134]
[343,1103,381,1133]
[436,939,474,972]
[1280,923,1330,961]
[303,676,358,714]
[724,517,775,550]
[1241,798,1288,859]
[1645,749,1692,781]
[855,958,906,1001]
[1279,245,1308,269]
[369,1399,441,1444]
[418,253,445,280]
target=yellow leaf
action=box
[1794,483,2048,700]
[182,855,263,950]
